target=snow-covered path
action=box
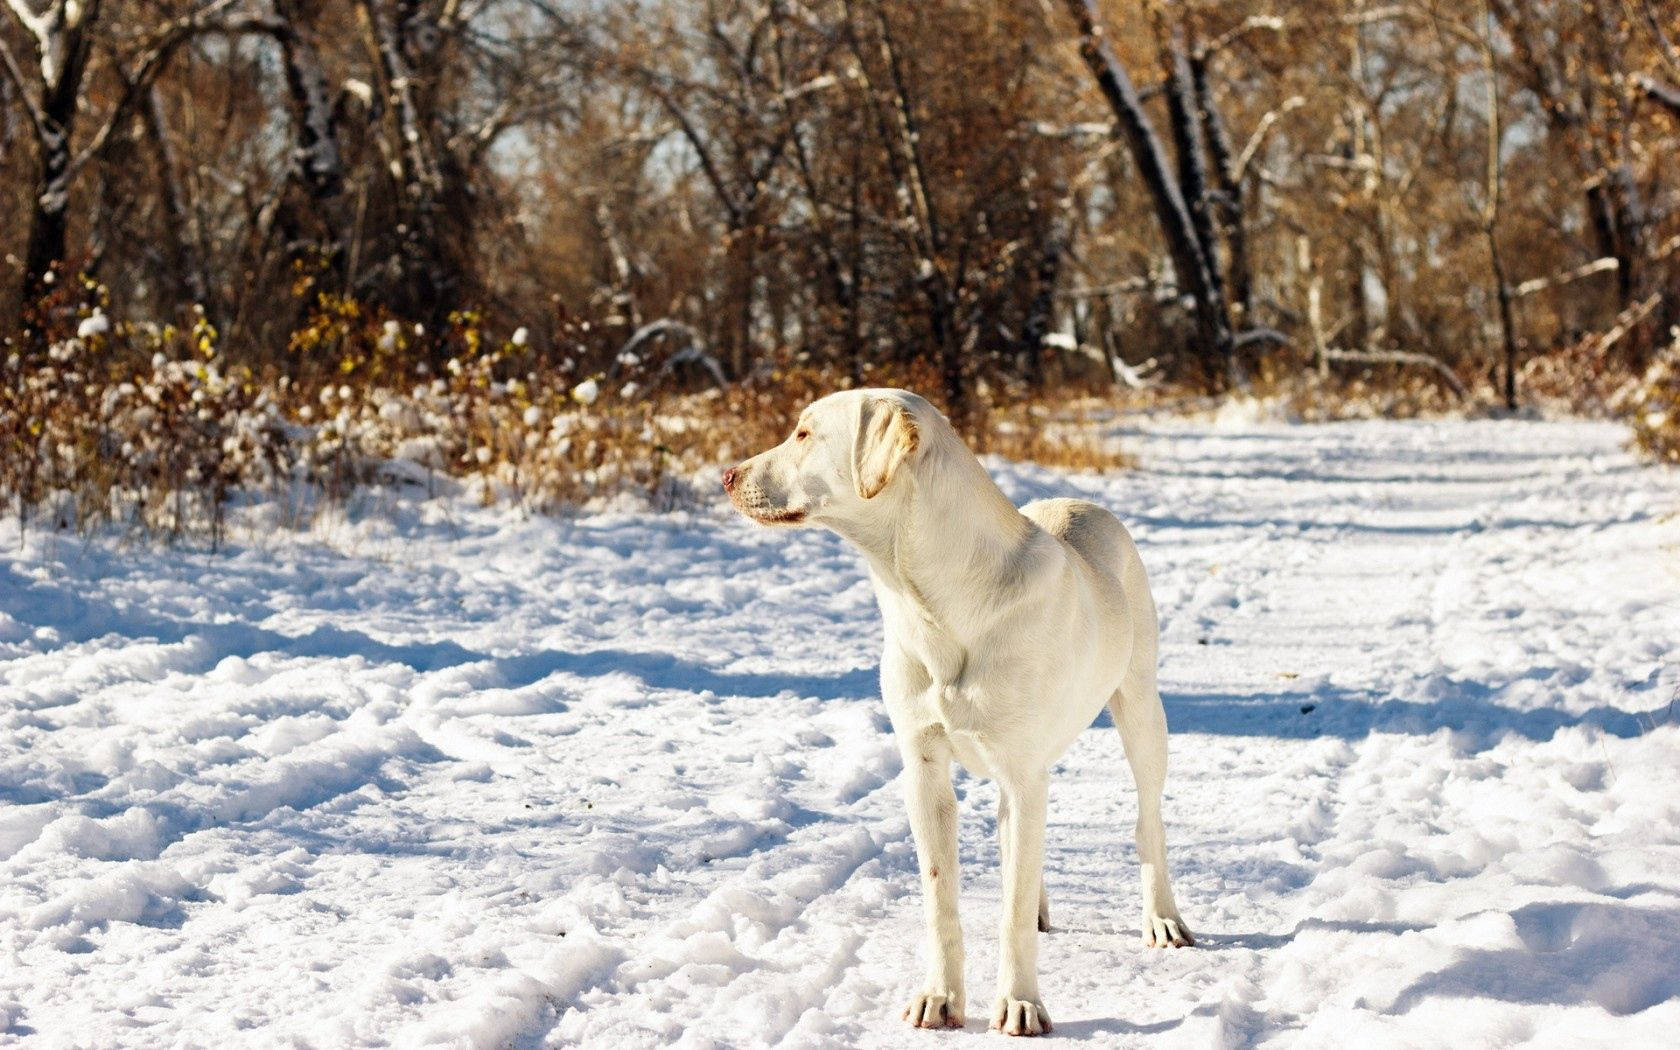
[3,419,1678,1049]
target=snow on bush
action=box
[0,296,691,540]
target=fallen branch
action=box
[1107,347,1160,390]
[1025,120,1115,140]
[1057,276,1157,299]
[1323,347,1467,399]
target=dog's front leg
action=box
[899,732,965,1029]
[992,771,1052,1036]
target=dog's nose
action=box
[722,466,739,492]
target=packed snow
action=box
[2,418,1678,1048]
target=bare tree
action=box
[1,0,243,338]
[1061,0,1236,384]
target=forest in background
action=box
[3,0,1680,537]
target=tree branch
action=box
[0,32,47,135]
[1637,73,1680,119]
[1231,96,1303,184]
[65,0,246,178]
[645,80,742,224]
[1633,0,1680,77]
[1,0,52,50]
[1581,292,1662,358]
[1513,256,1619,298]
[1196,14,1283,61]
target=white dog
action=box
[723,389,1192,1037]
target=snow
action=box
[2,418,1678,1048]
[75,311,109,340]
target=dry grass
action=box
[8,288,1670,546]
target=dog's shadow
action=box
[1047,1012,1199,1038]
[991,922,1427,1039]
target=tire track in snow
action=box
[1195,423,1680,1048]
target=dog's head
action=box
[723,388,926,527]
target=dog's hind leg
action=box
[999,792,1052,932]
[1109,669,1194,948]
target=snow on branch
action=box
[614,320,728,389]
[1637,74,1680,119]
[1232,327,1289,351]
[1,0,52,50]
[1512,256,1618,299]
[1231,97,1304,184]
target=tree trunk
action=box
[1191,50,1250,326]
[22,135,72,312]
[356,0,460,324]
[924,279,966,427]
[1019,200,1070,388]
[1062,0,1234,387]
[1160,23,1222,313]
[16,0,104,337]
[272,0,346,206]
[139,85,209,311]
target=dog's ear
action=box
[853,396,920,500]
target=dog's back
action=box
[1020,497,1158,679]
[1021,497,1125,565]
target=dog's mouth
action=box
[726,479,807,526]
[749,508,807,526]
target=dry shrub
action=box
[0,297,1134,544]
[1,307,285,545]
[16,286,1676,551]
[1622,329,1680,464]
[1517,340,1645,416]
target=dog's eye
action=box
[796,429,811,442]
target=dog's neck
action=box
[833,432,1035,641]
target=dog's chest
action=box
[884,595,967,682]
[889,607,1022,731]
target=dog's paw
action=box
[903,990,965,1029]
[1143,912,1194,948]
[989,997,1051,1037]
